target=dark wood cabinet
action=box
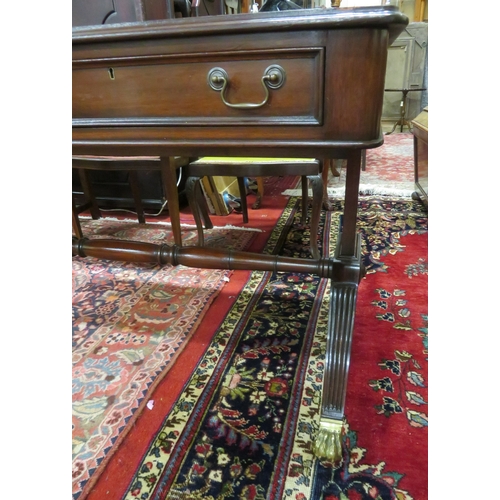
[72,0,180,27]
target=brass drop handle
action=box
[207,65,286,109]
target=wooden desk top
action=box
[73,6,407,42]
[73,7,408,159]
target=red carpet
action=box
[72,220,257,497]
[73,175,298,499]
[82,194,427,500]
[314,231,428,500]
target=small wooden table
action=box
[385,87,427,135]
[72,6,408,461]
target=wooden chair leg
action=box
[361,149,366,171]
[330,160,341,177]
[300,175,308,226]
[322,160,332,211]
[72,198,84,239]
[252,177,264,209]
[128,171,146,224]
[78,169,101,219]
[195,183,213,230]
[185,176,206,247]
[160,157,183,246]
[236,177,249,223]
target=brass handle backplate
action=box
[207,65,286,109]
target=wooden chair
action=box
[72,155,213,245]
[72,0,218,245]
[184,157,324,258]
[72,169,101,239]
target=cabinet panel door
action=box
[73,0,117,26]
[382,23,428,124]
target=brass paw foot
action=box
[312,418,344,462]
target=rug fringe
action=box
[282,185,415,198]
[79,216,263,232]
[79,215,197,228]
[215,224,263,233]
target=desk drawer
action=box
[73,48,324,127]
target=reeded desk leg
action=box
[313,247,363,462]
[313,150,363,462]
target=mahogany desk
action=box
[72,6,408,461]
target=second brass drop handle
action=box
[207,65,286,109]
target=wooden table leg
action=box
[313,150,363,462]
[339,151,362,257]
[160,156,182,247]
[306,173,322,260]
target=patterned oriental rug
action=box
[282,133,415,199]
[83,195,428,500]
[72,221,258,498]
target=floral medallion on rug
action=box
[72,220,257,499]
[115,195,427,500]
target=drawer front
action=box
[73,48,324,127]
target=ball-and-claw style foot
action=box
[312,417,344,462]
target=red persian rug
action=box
[72,220,257,498]
[84,195,428,500]
[311,230,428,500]
[72,175,299,499]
